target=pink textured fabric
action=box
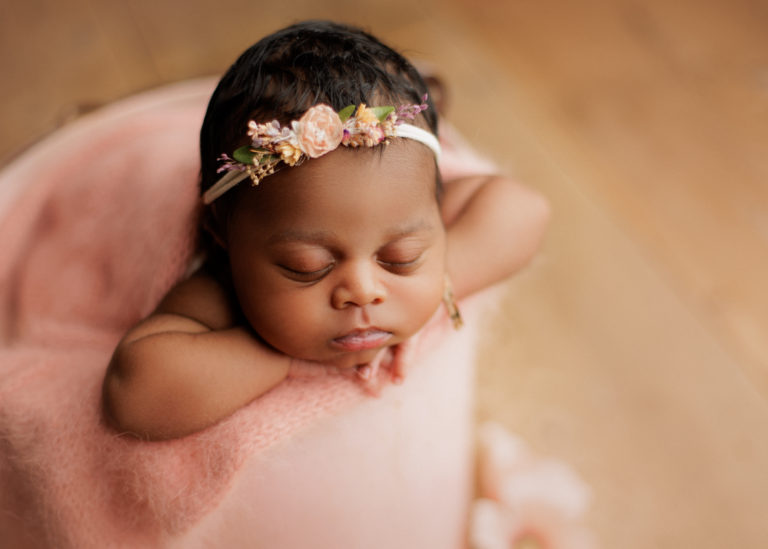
[0,79,496,548]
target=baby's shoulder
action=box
[154,271,238,330]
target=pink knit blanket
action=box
[0,79,497,548]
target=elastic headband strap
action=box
[204,170,249,204]
[394,123,442,159]
[203,123,441,205]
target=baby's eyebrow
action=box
[266,220,436,246]
[267,229,337,245]
[385,220,436,239]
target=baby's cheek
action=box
[400,280,444,334]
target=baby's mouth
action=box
[330,329,392,352]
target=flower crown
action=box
[203,97,441,204]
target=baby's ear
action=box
[413,60,448,116]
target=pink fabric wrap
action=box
[0,79,497,548]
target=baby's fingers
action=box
[389,339,417,384]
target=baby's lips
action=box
[331,329,392,352]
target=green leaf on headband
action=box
[371,106,395,121]
[338,104,356,122]
[259,153,279,164]
[233,146,256,164]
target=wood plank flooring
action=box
[2,1,766,547]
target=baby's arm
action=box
[102,274,289,440]
[441,174,550,300]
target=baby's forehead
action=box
[246,141,437,198]
[228,144,441,234]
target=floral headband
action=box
[203,97,441,204]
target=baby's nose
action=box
[330,261,385,309]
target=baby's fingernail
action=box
[357,364,372,379]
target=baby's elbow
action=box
[102,347,148,438]
[102,345,174,440]
[103,357,136,435]
[496,179,551,271]
[525,188,552,246]
[516,188,551,271]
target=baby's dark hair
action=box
[199,20,438,197]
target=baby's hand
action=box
[354,347,390,383]
[356,338,418,388]
[287,339,418,395]
[385,338,418,385]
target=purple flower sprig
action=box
[216,153,247,173]
[395,94,429,122]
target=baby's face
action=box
[225,142,446,369]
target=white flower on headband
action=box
[294,104,344,158]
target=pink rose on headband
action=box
[295,104,344,158]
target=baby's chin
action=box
[262,337,391,371]
[322,347,389,370]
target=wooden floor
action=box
[2,1,768,547]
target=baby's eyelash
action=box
[279,264,333,282]
[379,258,418,266]
[377,256,423,273]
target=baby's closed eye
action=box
[376,242,429,274]
[278,263,334,282]
[275,249,335,281]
